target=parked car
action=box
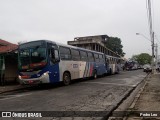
[156,63,160,72]
[138,65,143,69]
[143,64,152,72]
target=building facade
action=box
[68,35,121,57]
[0,39,18,85]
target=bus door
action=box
[105,57,110,73]
[48,45,60,83]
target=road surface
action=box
[0,70,146,120]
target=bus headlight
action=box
[43,71,49,76]
[18,75,22,79]
[43,72,47,76]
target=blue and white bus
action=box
[18,40,107,85]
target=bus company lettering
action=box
[73,64,78,68]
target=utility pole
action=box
[151,32,155,73]
[155,43,158,69]
[147,0,154,73]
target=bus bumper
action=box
[18,72,50,85]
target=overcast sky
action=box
[0,0,160,58]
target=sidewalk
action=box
[0,83,25,94]
[127,73,160,119]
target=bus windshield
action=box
[19,47,47,70]
[31,47,46,64]
[19,49,30,67]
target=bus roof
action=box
[56,42,104,55]
[105,54,122,59]
[19,39,104,55]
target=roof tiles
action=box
[0,39,18,54]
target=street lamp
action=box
[136,33,151,41]
[136,32,155,73]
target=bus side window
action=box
[94,53,99,62]
[51,49,60,63]
[54,49,60,61]
[71,49,80,61]
[88,52,94,62]
[99,54,104,62]
[80,50,87,61]
[59,46,71,60]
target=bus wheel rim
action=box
[94,71,97,79]
[64,73,70,85]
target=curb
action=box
[106,73,150,120]
[122,73,151,120]
[128,73,151,110]
[0,85,28,94]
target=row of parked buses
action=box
[18,40,122,85]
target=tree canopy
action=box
[131,53,152,65]
[105,37,125,57]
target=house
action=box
[0,39,18,85]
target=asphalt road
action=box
[0,70,146,120]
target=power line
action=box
[155,34,160,44]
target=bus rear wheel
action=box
[63,72,71,86]
[109,68,112,75]
[116,68,120,74]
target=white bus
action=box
[105,55,122,75]
[18,40,108,85]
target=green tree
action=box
[105,37,125,56]
[131,53,152,65]
[132,55,139,61]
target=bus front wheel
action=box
[63,72,71,86]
